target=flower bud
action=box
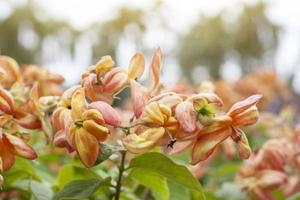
[88,101,121,127]
[102,68,128,94]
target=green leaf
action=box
[168,181,190,200]
[13,180,53,200]
[287,192,300,200]
[95,143,125,165]
[129,168,169,200]
[55,165,100,188]
[129,152,203,193]
[53,178,111,200]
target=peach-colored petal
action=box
[130,80,148,118]
[231,127,251,159]
[175,101,197,133]
[4,133,37,160]
[127,53,145,80]
[95,55,114,75]
[232,106,259,126]
[228,94,262,117]
[0,88,14,114]
[188,92,224,107]
[71,87,86,120]
[148,92,183,109]
[191,126,232,164]
[88,101,121,127]
[83,120,109,141]
[149,48,163,94]
[140,102,165,125]
[74,128,99,167]
[102,68,128,93]
[81,109,105,124]
[256,170,287,190]
[123,127,165,154]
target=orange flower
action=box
[81,53,145,104]
[191,94,262,164]
[0,129,37,171]
[53,86,121,167]
[123,101,181,153]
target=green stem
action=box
[114,151,126,200]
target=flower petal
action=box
[127,53,145,80]
[88,101,121,127]
[191,127,232,164]
[71,87,86,120]
[95,55,114,75]
[232,106,259,126]
[4,133,37,160]
[74,128,99,167]
[149,48,163,94]
[102,68,128,93]
[231,127,251,159]
[140,102,165,125]
[130,80,148,118]
[123,127,165,154]
[175,101,197,133]
[228,94,262,117]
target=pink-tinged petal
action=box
[82,73,98,101]
[127,53,145,80]
[14,112,41,129]
[29,84,41,116]
[71,87,86,120]
[102,68,128,93]
[54,129,69,148]
[228,94,262,117]
[140,102,165,125]
[0,88,14,114]
[123,127,165,154]
[222,138,235,160]
[188,92,224,107]
[88,101,121,127]
[0,56,21,87]
[253,188,276,200]
[130,80,148,118]
[232,106,259,126]
[148,92,183,109]
[175,101,197,133]
[165,140,193,155]
[75,128,99,167]
[149,48,163,94]
[198,115,232,136]
[256,170,288,190]
[4,133,37,160]
[191,127,232,164]
[231,127,251,159]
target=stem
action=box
[115,151,126,200]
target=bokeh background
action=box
[1,0,300,92]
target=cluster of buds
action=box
[0,56,63,188]
[237,133,300,200]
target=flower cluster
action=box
[0,56,63,187]
[0,49,262,190]
[237,133,300,200]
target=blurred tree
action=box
[0,0,78,64]
[179,2,279,81]
[179,15,230,80]
[90,8,146,63]
[233,2,278,73]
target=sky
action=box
[1,0,300,91]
